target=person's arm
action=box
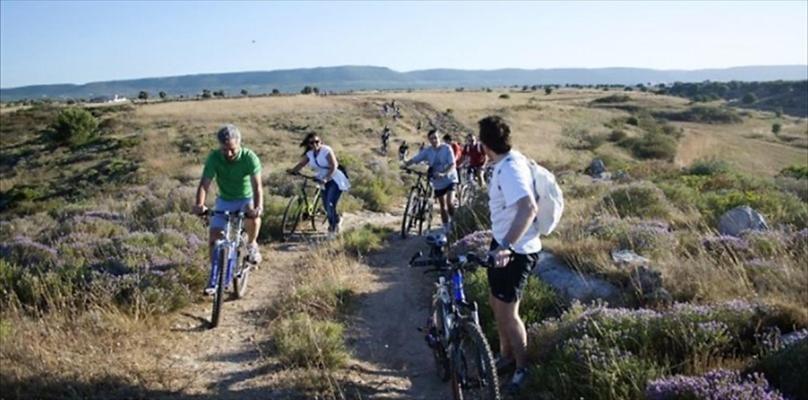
[287,155,309,174]
[436,146,455,175]
[325,149,338,181]
[247,174,264,218]
[404,148,426,166]
[194,177,212,214]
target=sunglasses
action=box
[308,139,321,145]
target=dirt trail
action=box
[345,232,452,399]
[155,209,420,399]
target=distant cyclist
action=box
[404,128,458,234]
[193,124,263,293]
[381,125,391,154]
[443,133,464,184]
[460,133,487,186]
[286,133,351,238]
[398,140,410,162]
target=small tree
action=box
[272,88,280,95]
[51,108,98,146]
[301,86,313,95]
[202,89,212,99]
[138,91,149,101]
[213,90,225,97]
[772,123,782,135]
[313,87,320,95]
[241,89,248,96]
[742,93,757,104]
[545,87,553,95]
[159,91,167,100]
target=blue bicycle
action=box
[204,210,253,328]
[410,233,501,400]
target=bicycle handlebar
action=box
[409,251,493,270]
[287,171,321,182]
[401,166,429,177]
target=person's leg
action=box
[323,181,340,231]
[490,293,513,359]
[446,189,455,219]
[244,217,260,245]
[492,298,528,368]
[436,194,448,224]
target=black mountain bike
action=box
[410,233,500,400]
[202,210,253,329]
[282,172,328,241]
[401,166,434,238]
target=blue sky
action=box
[1,1,806,88]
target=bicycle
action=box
[281,172,328,241]
[410,233,501,400]
[456,166,482,208]
[202,210,253,329]
[401,166,435,239]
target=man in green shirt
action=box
[193,125,264,291]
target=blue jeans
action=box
[323,180,343,230]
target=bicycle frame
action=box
[208,211,246,291]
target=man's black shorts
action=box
[434,183,456,198]
[487,240,539,303]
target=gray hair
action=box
[216,124,241,143]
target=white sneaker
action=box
[203,286,216,296]
[247,243,262,264]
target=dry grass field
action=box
[1,88,807,399]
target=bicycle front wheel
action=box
[210,246,227,328]
[233,236,250,299]
[451,321,500,400]
[401,188,421,238]
[281,195,303,241]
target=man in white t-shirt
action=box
[479,115,541,395]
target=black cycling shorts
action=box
[487,240,539,303]
[433,183,456,198]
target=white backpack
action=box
[494,152,564,236]
[527,159,564,235]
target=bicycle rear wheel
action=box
[281,195,303,241]
[210,246,227,328]
[451,321,500,400]
[401,188,421,238]
[419,196,434,236]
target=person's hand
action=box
[245,207,262,219]
[192,204,208,216]
[488,247,513,268]
[315,177,326,185]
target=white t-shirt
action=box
[307,145,350,191]
[488,150,542,254]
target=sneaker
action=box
[494,354,515,374]
[506,367,530,395]
[247,243,262,264]
[203,286,216,296]
[335,217,343,233]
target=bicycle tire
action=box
[281,195,303,241]
[432,300,452,382]
[210,246,227,328]
[451,321,500,400]
[233,235,250,299]
[310,190,325,233]
[401,188,420,238]
[420,195,434,236]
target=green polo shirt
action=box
[202,147,261,200]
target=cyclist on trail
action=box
[381,125,391,154]
[398,140,409,162]
[478,116,541,395]
[460,133,487,187]
[403,128,458,234]
[443,133,464,184]
[193,124,264,292]
[286,133,351,238]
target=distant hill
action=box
[1,65,806,101]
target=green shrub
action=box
[688,158,731,176]
[272,313,348,370]
[259,195,291,242]
[564,127,606,151]
[609,129,628,142]
[620,132,678,161]
[352,176,399,212]
[750,339,808,399]
[51,108,99,146]
[779,164,808,180]
[602,184,672,219]
[592,94,631,104]
[340,224,391,255]
[772,123,782,135]
[655,106,742,124]
[499,94,510,99]
[452,192,491,238]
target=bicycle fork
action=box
[207,242,236,290]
